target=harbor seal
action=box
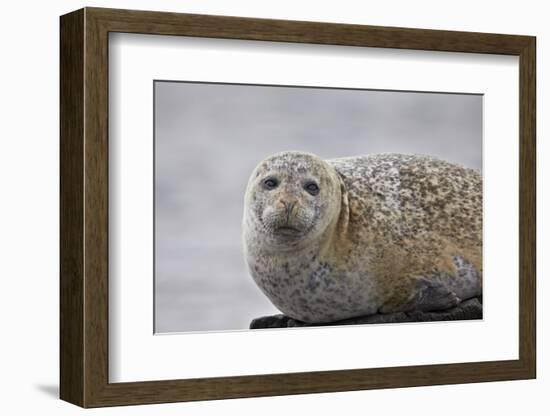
[242,151,482,324]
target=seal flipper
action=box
[379,277,461,314]
[412,278,461,312]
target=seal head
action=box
[243,151,343,252]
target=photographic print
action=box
[154,81,483,334]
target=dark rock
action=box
[249,314,293,329]
[250,297,482,329]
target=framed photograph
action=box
[60,7,536,407]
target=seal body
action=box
[243,151,482,324]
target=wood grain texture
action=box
[518,38,536,376]
[88,7,532,54]
[59,8,84,406]
[83,9,110,406]
[59,7,537,408]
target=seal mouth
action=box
[273,226,303,238]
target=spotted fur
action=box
[243,151,482,323]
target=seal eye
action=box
[263,178,279,190]
[304,181,320,196]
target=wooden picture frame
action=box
[60,7,536,408]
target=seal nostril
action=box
[282,201,296,215]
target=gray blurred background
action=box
[154,81,482,333]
